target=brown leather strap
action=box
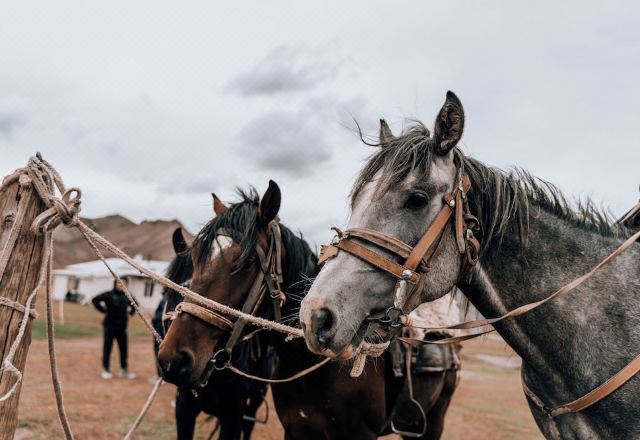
[401,174,472,271]
[333,240,420,284]
[398,327,495,346]
[404,227,640,332]
[226,242,274,351]
[522,353,640,419]
[616,201,640,226]
[175,302,234,330]
[552,354,640,416]
[404,202,455,271]
[345,228,423,265]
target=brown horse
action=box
[157,183,459,439]
[155,228,272,440]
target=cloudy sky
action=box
[2,1,639,248]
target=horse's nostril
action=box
[162,350,194,384]
[175,350,194,376]
[311,308,334,348]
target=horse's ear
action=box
[212,193,227,216]
[172,227,188,254]
[379,119,395,144]
[258,180,281,225]
[433,91,465,156]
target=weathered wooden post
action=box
[0,166,47,439]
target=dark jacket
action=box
[92,289,135,329]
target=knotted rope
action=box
[0,297,38,319]
[0,156,74,439]
[0,154,392,439]
[350,341,390,377]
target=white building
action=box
[52,256,170,310]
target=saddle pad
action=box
[411,343,460,374]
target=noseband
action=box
[319,168,480,324]
[166,221,285,386]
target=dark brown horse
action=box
[158,183,460,439]
[157,227,273,440]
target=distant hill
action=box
[52,214,192,268]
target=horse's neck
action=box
[461,209,640,406]
[274,246,321,370]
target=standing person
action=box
[92,279,136,380]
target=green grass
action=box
[31,320,101,339]
[29,301,158,340]
[17,419,33,428]
[114,416,177,439]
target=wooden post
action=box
[0,169,47,439]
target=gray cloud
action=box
[226,46,337,96]
[158,174,220,195]
[236,110,332,176]
[2,0,639,248]
[0,101,27,137]
[234,92,370,177]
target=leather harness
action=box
[318,164,640,429]
[319,168,480,320]
[166,221,286,386]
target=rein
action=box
[319,163,640,425]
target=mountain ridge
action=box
[53,214,192,268]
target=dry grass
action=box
[14,302,542,439]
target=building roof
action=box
[52,256,170,279]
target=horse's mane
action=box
[163,247,193,306]
[352,121,632,252]
[165,248,193,286]
[192,187,317,295]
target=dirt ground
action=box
[13,303,543,439]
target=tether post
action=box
[0,168,47,440]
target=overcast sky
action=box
[2,1,639,248]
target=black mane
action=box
[194,188,262,270]
[192,187,317,296]
[165,248,193,287]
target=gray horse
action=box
[300,91,640,439]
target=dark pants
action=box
[103,326,128,371]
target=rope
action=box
[123,378,163,440]
[0,240,43,402]
[0,175,45,402]
[77,228,162,343]
[227,358,330,383]
[75,221,304,338]
[0,159,76,437]
[0,297,38,319]
[0,155,392,438]
[350,341,390,377]
[45,243,74,439]
[0,155,333,439]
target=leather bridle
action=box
[165,221,286,386]
[319,166,480,325]
[319,164,640,434]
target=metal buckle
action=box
[211,349,231,371]
[368,306,403,329]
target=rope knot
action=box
[350,340,391,377]
[31,188,82,234]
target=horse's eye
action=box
[404,192,429,210]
